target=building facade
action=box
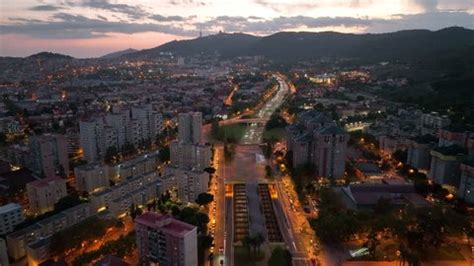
[0,203,24,236]
[29,134,69,178]
[286,110,348,179]
[406,135,438,172]
[458,161,474,204]
[26,177,67,215]
[74,163,110,194]
[135,212,198,266]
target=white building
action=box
[89,171,160,216]
[170,142,211,170]
[74,163,111,194]
[420,112,451,136]
[27,177,67,215]
[163,166,209,202]
[178,112,202,144]
[0,203,24,236]
[79,117,106,163]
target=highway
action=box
[240,73,289,144]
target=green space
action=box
[234,246,265,266]
[263,128,286,141]
[214,124,247,143]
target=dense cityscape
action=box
[1,1,474,266]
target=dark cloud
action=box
[1,13,196,39]
[196,15,381,34]
[2,10,473,39]
[169,0,206,6]
[29,5,64,11]
[66,0,148,19]
[149,14,186,22]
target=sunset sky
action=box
[1,0,473,57]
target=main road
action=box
[211,73,319,266]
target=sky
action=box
[0,0,473,58]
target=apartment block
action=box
[457,161,474,204]
[0,203,24,235]
[406,135,438,171]
[135,212,198,266]
[286,110,348,179]
[74,163,111,194]
[26,177,67,215]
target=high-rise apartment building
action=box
[79,105,163,163]
[170,143,211,170]
[29,134,69,178]
[135,212,198,266]
[312,125,348,178]
[178,112,202,144]
[286,110,348,179]
[79,117,106,163]
[26,177,67,215]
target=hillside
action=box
[125,27,474,62]
[127,32,260,59]
[101,48,138,59]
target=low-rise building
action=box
[336,181,429,210]
[135,212,198,266]
[0,203,24,235]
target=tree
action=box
[211,119,220,139]
[253,233,265,253]
[265,165,273,178]
[204,167,216,174]
[195,192,214,206]
[268,246,292,266]
[159,145,170,162]
[365,230,380,259]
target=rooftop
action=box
[409,134,438,144]
[27,176,65,189]
[432,145,467,156]
[0,202,22,214]
[94,255,130,266]
[135,212,196,237]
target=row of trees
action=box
[72,232,136,266]
[50,216,121,255]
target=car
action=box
[219,246,224,253]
